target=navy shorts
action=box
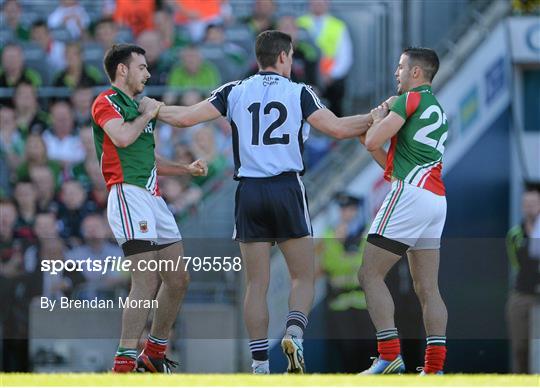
[233,172,312,243]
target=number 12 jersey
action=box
[208,71,325,179]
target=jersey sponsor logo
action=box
[139,220,148,233]
[262,75,280,87]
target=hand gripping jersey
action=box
[91,86,160,195]
[208,72,325,179]
[387,85,448,196]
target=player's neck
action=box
[111,82,135,100]
[259,66,285,77]
[408,81,431,91]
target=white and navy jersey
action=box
[208,71,325,179]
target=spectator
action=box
[0,199,28,372]
[1,0,30,41]
[16,133,62,188]
[94,17,119,50]
[30,20,67,75]
[47,0,90,40]
[57,180,97,246]
[203,23,248,67]
[167,0,233,42]
[69,126,100,191]
[28,165,58,213]
[42,100,86,165]
[0,44,42,89]
[506,183,540,373]
[71,87,94,127]
[53,43,103,88]
[111,0,155,37]
[154,8,189,50]
[278,15,319,86]
[12,181,38,242]
[190,125,227,186]
[0,105,24,171]
[136,30,171,86]
[24,212,84,300]
[85,161,108,210]
[241,0,276,36]
[66,214,126,299]
[160,176,202,219]
[168,45,221,91]
[298,0,353,116]
[13,82,50,137]
[318,193,370,372]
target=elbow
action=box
[365,137,380,152]
[333,129,347,140]
[111,136,130,148]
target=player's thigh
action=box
[278,236,314,280]
[406,249,440,291]
[107,183,158,246]
[360,241,402,280]
[240,242,272,285]
[156,241,189,286]
[153,196,182,245]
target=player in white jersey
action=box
[140,30,373,374]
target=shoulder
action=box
[391,91,422,119]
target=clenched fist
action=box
[188,159,208,176]
[138,96,164,118]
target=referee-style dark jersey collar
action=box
[410,84,432,93]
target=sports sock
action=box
[376,328,400,362]
[144,334,168,359]
[424,336,447,373]
[249,338,269,361]
[113,347,137,372]
[285,310,308,339]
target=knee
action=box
[132,272,160,296]
[413,281,435,304]
[162,270,190,294]
[246,276,269,294]
[357,266,374,289]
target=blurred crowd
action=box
[0,0,353,371]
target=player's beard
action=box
[127,74,145,96]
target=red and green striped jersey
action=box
[91,86,160,195]
[386,84,448,196]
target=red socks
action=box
[112,356,136,373]
[143,335,168,359]
[376,328,400,361]
[377,338,401,361]
[424,336,447,373]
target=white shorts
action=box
[107,183,181,246]
[368,179,446,250]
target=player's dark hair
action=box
[103,44,146,82]
[403,47,439,82]
[255,30,292,69]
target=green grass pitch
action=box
[0,373,538,387]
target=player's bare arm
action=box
[364,106,405,151]
[359,132,387,169]
[103,99,163,148]
[155,154,208,176]
[153,100,222,128]
[306,108,373,139]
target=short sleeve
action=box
[300,85,325,120]
[207,81,240,116]
[91,94,122,128]
[390,91,421,120]
[390,93,408,120]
